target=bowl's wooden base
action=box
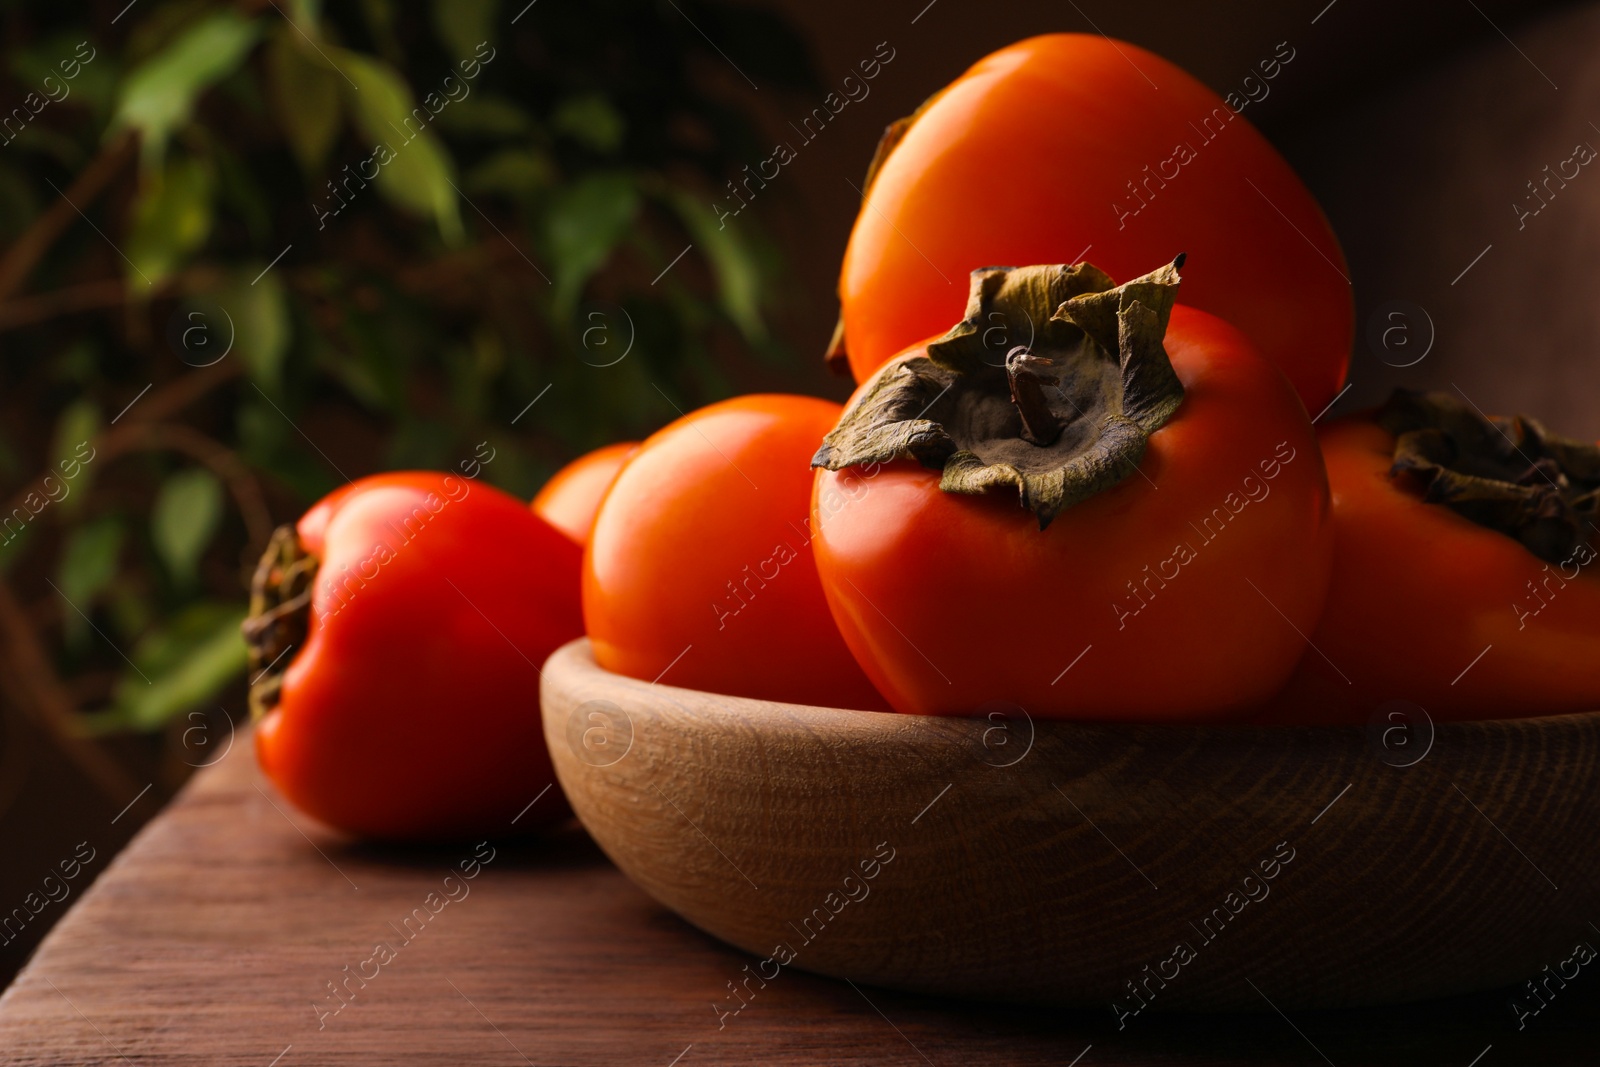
[544,639,1600,1011]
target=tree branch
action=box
[105,422,276,552]
[0,266,223,335]
[0,363,258,809]
[0,130,138,305]
[0,577,143,805]
[2,359,244,523]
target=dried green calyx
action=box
[241,525,316,722]
[1379,389,1600,564]
[811,258,1186,528]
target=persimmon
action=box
[245,472,582,840]
[1262,391,1600,723]
[811,259,1332,719]
[585,395,886,709]
[832,34,1350,416]
[532,441,637,545]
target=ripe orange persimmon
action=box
[585,395,886,709]
[532,441,637,545]
[1263,391,1600,723]
[247,472,582,840]
[833,34,1350,416]
[811,260,1332,719]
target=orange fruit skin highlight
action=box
[258,472,582,840]
[813,307,1334,721]
[533,441,638,545]
[839,34,1351,416]
[1260,417,1600,724]
[584,395,888,711]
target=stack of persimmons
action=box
[241,36,1600,841]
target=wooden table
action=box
[0,741,1591,1065]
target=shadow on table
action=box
[874,974,1584,1066]
[322,823,1587,1064]
[660,902,1589,1066]
[332,818,605,873]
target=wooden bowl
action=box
[541,638,1600,1012]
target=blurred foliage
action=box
[0,0,820,747]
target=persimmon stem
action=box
[1006,346,1062,447]
[812,259,1186,528]
[1380,389,1600,564]
[243,526,317,721]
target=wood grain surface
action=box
[544,640,1600,1015]
[0,716,1595,1065]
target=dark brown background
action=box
[755,0,1596,430]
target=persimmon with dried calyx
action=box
[831,34,1351,417]
[1262,390,1600,724]
[532,441,637,545]
[245,472,582,841]
[810,258,1333,720]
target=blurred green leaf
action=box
[56,517,122,646]
[471,326,505,380]
[286,0,323,37]
[88,601,248,733]
[465,148,553,198]
[237,401,338,503]
[72,50,120,120]
[265,27,342,174]
[359,0,404,65]
[72,59,120,123]
[211,270,289,391]
[320,351,388,411]
[436,94,532,138]
[50,398,99,516]
[108,583,154,644]
[10,37,69,83]
[330,300,414,413]
[125,0,223,62]
[9,35,112,116]
[151,468,223,584]
[112,11,261,164]
[670,190,766,343]
[545,172,638,314]
[432,0,498,62]
[125,155,214,288]
[385,416,453,470]
[57,516,123,608]
[3,0,814,743]
[52,338,98,385]
[478,436,543,501]
[552,94,626,154]
[339,50,463,243]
